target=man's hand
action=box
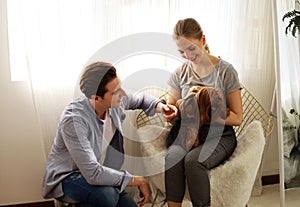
[128,176,151,207]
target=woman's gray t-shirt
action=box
[168,58,241,99]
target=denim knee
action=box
[90,186,119,206]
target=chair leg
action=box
[151,189,161,207]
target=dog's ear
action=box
[195,87,227,124]
[179,96,199,119]
[210,88,227,120]
[195,88,212,125]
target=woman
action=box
[165,18,243,207]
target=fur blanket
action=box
[133,120,265,207]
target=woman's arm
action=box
[168,87,181,105]
[225,89,243,126]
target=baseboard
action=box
[262,174,280,185]
[1,201,54,207]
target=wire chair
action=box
[233,83,274,138]
[136,87,171,129]
[136,84,274,207]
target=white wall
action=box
[0,0,279,205]
[264,125,280,176]
[0,0,48,205]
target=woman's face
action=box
[175,36,206,63]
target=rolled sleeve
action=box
[223,65,241,94]
[119,170,133,192]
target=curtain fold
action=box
[7,0,276,156]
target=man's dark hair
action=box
[80,62,117,98]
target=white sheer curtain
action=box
[275,0,300,121]
[7,0,108,153]
[7,0,275,156]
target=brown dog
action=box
[166,86,227,149]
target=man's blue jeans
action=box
[58,172,138,207]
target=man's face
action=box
[102,77,126,108]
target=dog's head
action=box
[174,86,227,148]
[177,86,226,126]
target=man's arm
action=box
[122,92,177,118]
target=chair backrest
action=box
[234,84,274,138]
[136,84,274,138]
[136,87,170,129]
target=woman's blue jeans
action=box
[58,172,138,207]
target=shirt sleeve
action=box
[168,66,182,91]
[122,92,163,116]
[223,64,241,94]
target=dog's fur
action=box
[166,86,227,149]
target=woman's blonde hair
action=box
[173,18,210,53]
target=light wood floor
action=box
[143,184,300,207]
[248,184,300,207]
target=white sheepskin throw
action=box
[210,120,265,207]
[138,125,170,193]
[135,121,265,207]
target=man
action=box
[42,62,177,207]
